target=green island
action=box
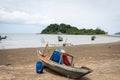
[41,23,107,35]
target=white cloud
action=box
[0,7,54,25]
[0,0,120,34]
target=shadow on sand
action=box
[44,68,91,80]
[76,77,91,80]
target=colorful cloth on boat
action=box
[50,50,64,64]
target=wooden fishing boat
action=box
[37,50,92,79]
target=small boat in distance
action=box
[37,49,92,79]
[57,32,63,42]
[0,35,7,40]
[58,35,63,42]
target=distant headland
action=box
[41,23,107,35]
[115,32,120,35]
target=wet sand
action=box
[0,42,120,80]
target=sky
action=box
[0,0,120,34]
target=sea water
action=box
[0,33,120,49]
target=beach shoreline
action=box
[0,34,120,50]
[0,41,120,80]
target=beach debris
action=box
[5,64,12,66]
[108,46,111,48]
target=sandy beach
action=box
[0,41,120,80]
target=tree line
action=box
[41,23,107,35]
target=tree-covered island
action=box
[41,23,107,35]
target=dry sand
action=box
[0,42,120,80]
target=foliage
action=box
[41,23,107,35]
